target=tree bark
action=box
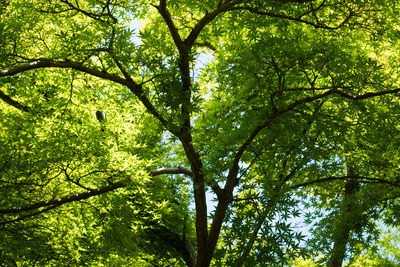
[327,165,359,267]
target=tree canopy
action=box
[1,0,400,266]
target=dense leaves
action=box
[1,0,400,266]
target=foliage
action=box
[1,0,400,266]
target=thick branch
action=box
[154,3,215,264]
[154,0,186,52]
[0,60,132,87]
[178,132,209,267]
[0,206,56,226]
[0,89,30,112]
[226,113,280,187]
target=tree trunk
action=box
[327,165,359,267]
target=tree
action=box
[1,0,400,266]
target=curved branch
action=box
[229,5,353,30]
[0,166,192,215]
[0,59,132,87]
[0,181,126,214]
[0,59,170,129]
[280,87,400,114]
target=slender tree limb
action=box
[0,89,30,112]
[0,181,126,214]
[0,166,192,215]
[234,105,320,265]
[150,166,192,177]
[281,87,400,115]
[0,206,56,226]
[333,87,400,100]
[109,53,134,83]
[107,27,134,82]
[291,175,400,190]
[235,189,282,266]
[228,5,353,30]
[277,86,354,93]
[59,0,117,23]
